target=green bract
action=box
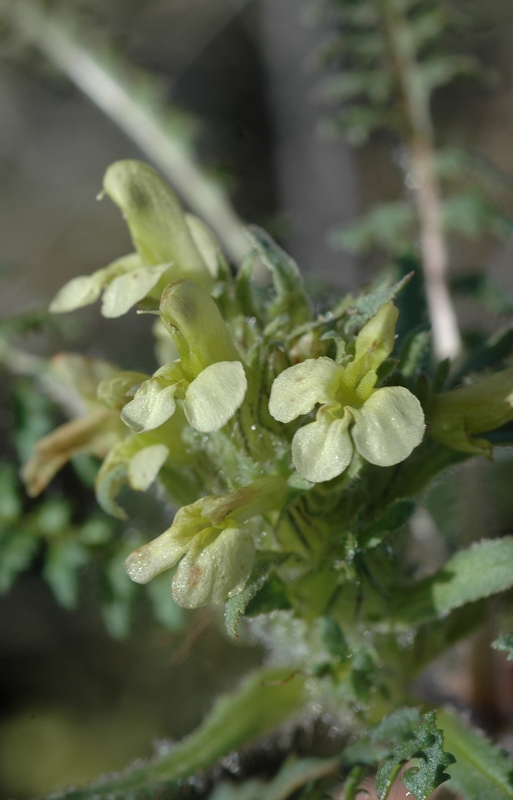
[269,303,425,482]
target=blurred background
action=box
[2,0,513,796]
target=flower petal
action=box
[183,361,247,432]
[124,527,190,585]
[291,412,353,482]
[351,386,425,466]
[269,357,341,423]
[22,408,117,498]
[49,274,104,313]
[127,443,169,491]
[121,378,178,433]
[101,263,170,318]
[172,526,255,608]
[103,160,213,287]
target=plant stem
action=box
[379,0,462,362]
[6,2,250,264]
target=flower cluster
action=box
[26,159,513,616]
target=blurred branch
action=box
[379,0,462,362]
[5,1,251,264]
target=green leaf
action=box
[438,709,513,800]
[318,71,392,104]
[451,326,513,386]
[320,616,349,661]
[43,539,90,609]
[376,711,454,800]
[342,708,423,768]
[0,465,22,522]
[418,55,479,94]
[492,633,513,661]
[392,537,513,625]
[397,328,431,380]
[331,202,414,255]
[47,668,305,799]
[209,756,340,800]
[247,227,311,328]
[340,272,413,338]
[234,251,267,324]
[0,528,39,592]
[101,598,132,639]
[451,272,513,316]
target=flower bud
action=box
[428,367,513,457]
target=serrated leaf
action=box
[46,668,305,799]
[439,709,513,800]
[339,273,412,337]
[392,537,513,626]
[342,708,423,768]
[376,711,454,800]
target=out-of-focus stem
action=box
[7,2,250,264]
[379,0,461,362]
